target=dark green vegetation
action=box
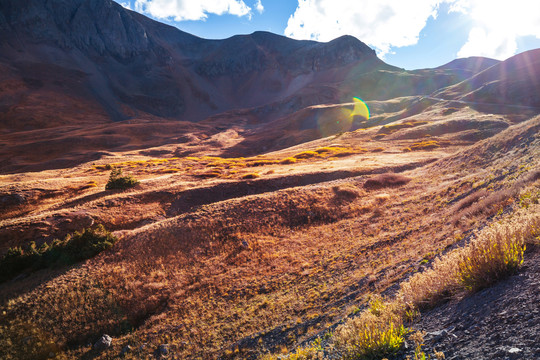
[0,225,117,282]
[105,168,139,190]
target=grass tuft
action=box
[457,223,526,291]
[334,297,407,360]
[408,140,440,151]
[260,339,324,360]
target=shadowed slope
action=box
[435,49,540,108]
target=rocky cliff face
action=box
[1,0,151,58]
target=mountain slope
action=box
[0,0,389,130]
[434,49,540,108]
[0,0,492,133]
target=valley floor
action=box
[0,104,539,359]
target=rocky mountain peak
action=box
[0,0,150,58]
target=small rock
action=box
[159,344,169,356]
[120,345,132,356]
[48,352,55,358]
[93,334,112,351]
[9,193,26,205]
[507,347,522,360]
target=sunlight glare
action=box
[351,97,370,120]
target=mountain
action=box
[436,56,499,74]
[0,0,388,130]
[434,49,540,107]
[430,56,500,85]
[2,1,540,359]
[0,0,492,132]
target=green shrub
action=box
[335,319,407,360]
[0,225,117,282]
[334,298,407,360]
[63,225,118,262]
[105,168,139,190]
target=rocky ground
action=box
[406,246,540,360]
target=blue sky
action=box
[116,0,540,70]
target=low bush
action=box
[105,168,139,190]
[363,173,411,190]
[457,221,526,291]
[80,180,98,190]
[332,185,361,203]
[454,190,489,211]
[334,298,407,360]
[195,170,222,178]
[248,159,279,166]
[453,188,517,224]
[280,157,298,164]
[0,225,117,282]
[242,173,261,179]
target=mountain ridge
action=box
[0,0,494,131]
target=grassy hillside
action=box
[1,102,539,359]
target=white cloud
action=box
[119,1,133,10]
[284,0,540,60]
[255,0,264,14]
[134,0,252,21]
[457,27,517,59]
[455,0,540,60]
[284,0,441,58]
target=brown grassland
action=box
[0,104,539,359]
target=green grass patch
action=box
[0,225,117,282]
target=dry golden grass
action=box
[79,180,98,190]
[377,121,429,136]
[400,201,540,309]
[332,192,539,360]
[408,140,440,151]
[260,338,324,360]
[88,146,366,181]
[333,297,407,360]
[1,174,536,359]
[1,115,538,359]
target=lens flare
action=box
[351,97,370,120]
[314,99,371,138]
